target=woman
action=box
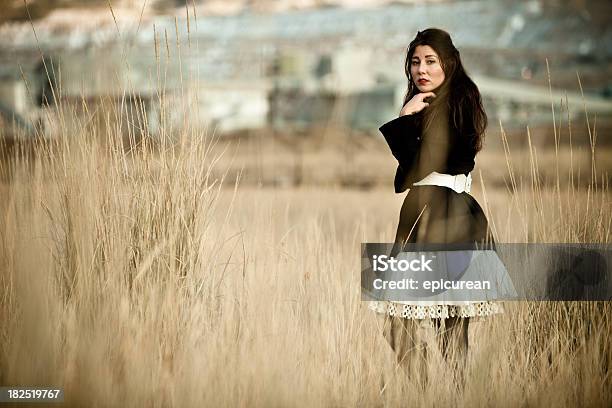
[369,28,503,389]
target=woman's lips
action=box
[418,79,430,84]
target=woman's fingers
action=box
[420,92,436,100]
[400,91,436,115]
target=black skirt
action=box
[372,185,503,320]
[392,184,493,254]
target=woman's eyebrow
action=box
[424,55,437,58]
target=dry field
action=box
[1,1,611,403]
[0,105,610,407]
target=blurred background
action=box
[0,0,611,187]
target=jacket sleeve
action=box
[378,114,422,193]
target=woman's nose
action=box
[418,63,427,74]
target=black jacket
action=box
[379,111,477,193]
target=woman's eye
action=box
[427,60,436,64]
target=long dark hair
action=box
[402,28,487,152]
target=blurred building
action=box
[0,0,611,139]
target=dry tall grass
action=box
[1,96,611,407]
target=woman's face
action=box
[410,45,445,93]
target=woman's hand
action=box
[400,92,436,116]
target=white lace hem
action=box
[368,300,504,320]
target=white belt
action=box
[412,171,472,194]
